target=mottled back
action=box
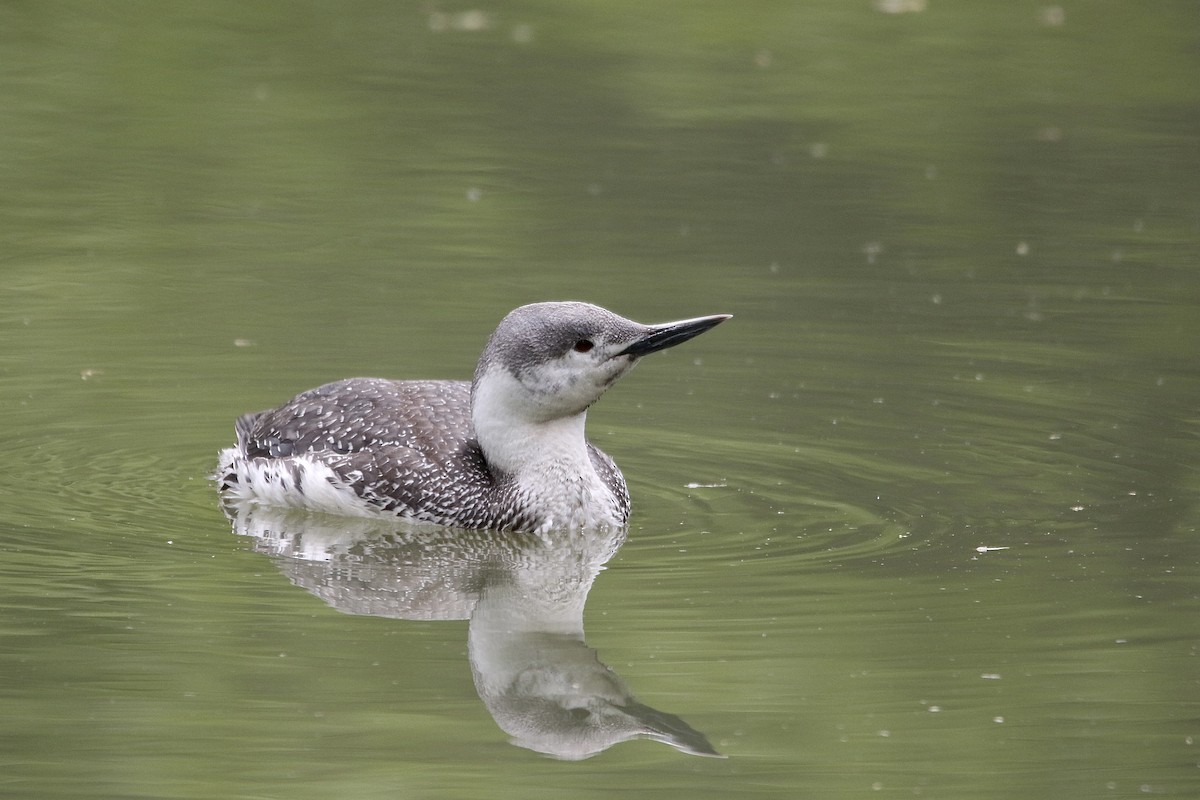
[227,377,626,530]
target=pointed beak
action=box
[618,313,732,358]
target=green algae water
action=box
[1,2,1197,798]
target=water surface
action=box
[2,2,1198,798]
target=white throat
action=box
[472,368,621,529]
[472,368,595,477]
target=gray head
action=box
[472,302,730,423]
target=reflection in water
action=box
[220,499,722,760]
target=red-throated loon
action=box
[216,301,729,533]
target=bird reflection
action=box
[220,499,722,760]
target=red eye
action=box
[573,339,594,353]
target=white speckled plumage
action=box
[216,301,729,533]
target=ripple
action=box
[617,417,1156,578]
[0,414,223,550]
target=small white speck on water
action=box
[511,23,534,44]
[874,0,926,12]
[1039,5,1065,26]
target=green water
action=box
[2,2,1198,798]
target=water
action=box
[2,2,1198,798]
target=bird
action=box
[216,301,730,533]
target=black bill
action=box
[618,313,731,358]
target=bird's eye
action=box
[573,339,594,353]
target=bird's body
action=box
[219,377,628,531]
[217,302,728,534]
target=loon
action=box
[217,301,729,533]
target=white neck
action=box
[472,369,591,473]
[472,369,621,529]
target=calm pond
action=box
[2,2,1197,798]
